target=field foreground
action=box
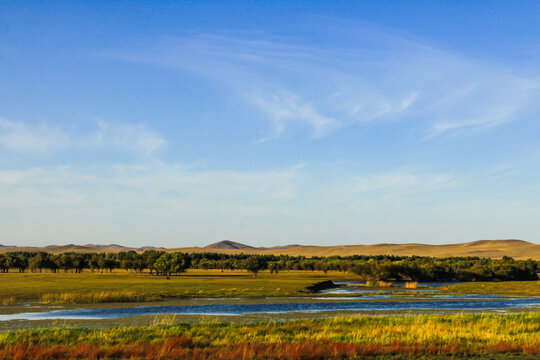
[0,314,539,359]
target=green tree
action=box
[154,253,191,279]
[243,256,266,276]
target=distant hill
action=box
[0,243,163,254]
[157,239,540,260]
[1,239,539,259]
[204,240,257,250]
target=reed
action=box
[405,281,418,289]
[40,290,162,304]
[366,280,393,287]
[0,296,15,306]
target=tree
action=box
[154,253,191,279]
[268,262,279,274]
[243,256,265,276]
[12,254,29,273]
[89,255,100,273]
[0,254,12,273]
[143,250,163,276]
[57,253,74,273]
[28,252,49,272]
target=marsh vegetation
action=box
[0,314,539,359]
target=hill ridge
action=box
[204,240,257,250]
[0,239,538,259]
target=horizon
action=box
[1,238,538,249]
[1,1,540,247]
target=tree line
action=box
[0,250,537,281]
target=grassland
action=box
[0,314,539,359]
[448,281,540,296]
[1,270,539,306]
[0,270,360,302]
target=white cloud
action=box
[0,162,461,245]
[105,26,540,139]
[0,118,69,152]
[94,121,166,154]
[2,160,539,246]
[349,171,454,194]
[248,91,338,140]
[0,118,166,155]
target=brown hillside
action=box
[1,239,539,259]
[204,240,257,250]
[169,239,540,260]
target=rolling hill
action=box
[0,239,539,259]
[204,240,257,250]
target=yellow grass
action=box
[405,281,418,289]
[1,296,15,306]
[40,290,163,304]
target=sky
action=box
[0,1,539,247]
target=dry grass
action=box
[0,314,539,359]
[2,339,538,360]
[0,297,15,306]
[405,281,418,289]
[40,290,163,304]
[366,280,392,287]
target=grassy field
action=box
[0,314,538,359]
[0,270,360,302]
[448,281,540,296]
[1,270,539,305]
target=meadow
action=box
[0,269,360,303]
[448,281,540,296]
[0,314,539,359]
[1,269,540,358]
[2,269,539,305]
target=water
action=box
[333,282,459,287]
[1,298,538,320]
[320,282,459,295]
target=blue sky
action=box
[1,1,539,247]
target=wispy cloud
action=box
[0,118,166,155]
[0,118,69,152]
[3,160,537,246]
[94,121,166,154]
[248,91,338,140]
[105,25,540,139]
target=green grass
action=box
[0,269,360,301]
[447,281,540,296]
[1,270,538,305]
[0,314,539,359]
